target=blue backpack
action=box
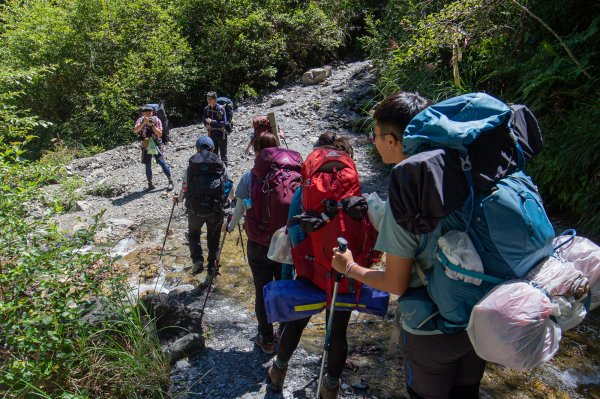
[395,93,555,333]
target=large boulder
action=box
[302,66,332,85]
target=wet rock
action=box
[302,66,332,84]
[163,333,204,364]
[175,359,191,370]
[350,378,369,390]
[141,288,205,339]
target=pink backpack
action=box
[245,147,303,247]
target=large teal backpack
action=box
[397,93,555,333]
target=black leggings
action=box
[247,239,282,342]
[278,309,351,379]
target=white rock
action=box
[271,96,286,107]
[75,201,92,211]
[302,66,332,84]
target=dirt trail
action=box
[51,61,600,399]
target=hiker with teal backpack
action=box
[332,92,556,399]
[226,133,303,355]
[134,104,174,192]
[174,135,233,278]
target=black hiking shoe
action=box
[145,182,155,192]
[191,261,204,274]
[166,180,174,192]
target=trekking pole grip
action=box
[335,237,348,282]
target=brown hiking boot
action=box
[320,379,339,399]
[267,362,287,392]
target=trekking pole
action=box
[278,126,289,149]
[237,223,246,261]
[316,237,348,396]
[159,195,177,262]
[199,215,231,321]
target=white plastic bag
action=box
[526,256,588,330]
[438,230,484,285]
[267,226,293,264]
[467,281,561,370]
[555,235,600,310]
[364,192,385,232]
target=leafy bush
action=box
[0,0,364,151]
[363,0,600,238]
[0,139,169,398]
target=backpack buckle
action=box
[459,155,472,172]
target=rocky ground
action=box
[49,61,599,399]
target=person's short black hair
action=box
[372,92,431,138]
[206,91,217,99]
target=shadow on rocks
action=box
[111,188,158,206]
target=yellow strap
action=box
[294,302,326,312]
[293,302,367,312]
[334,302,367,308]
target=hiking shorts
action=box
[401,329,486,399]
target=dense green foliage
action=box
[0,138,169,397]
[0,0,361,149]
[363,0,600,238]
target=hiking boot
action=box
[267,362,287,392]
[320,379,339,399]
[255,333,276,355]
[166,180,174,192]
[145,182,155,192]
[191,261,204,274]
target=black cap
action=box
[141,105,153,111]
[206,91,217,99]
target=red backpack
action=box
[291,147,380,304]
[245,147,303,247]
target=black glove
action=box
[341,196,368,221]
[290,211,326,233]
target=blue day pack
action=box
[395,93,554,331]
[263,278,389,324]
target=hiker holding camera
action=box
[134,104,174,192]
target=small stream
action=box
[109,224,600,399]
